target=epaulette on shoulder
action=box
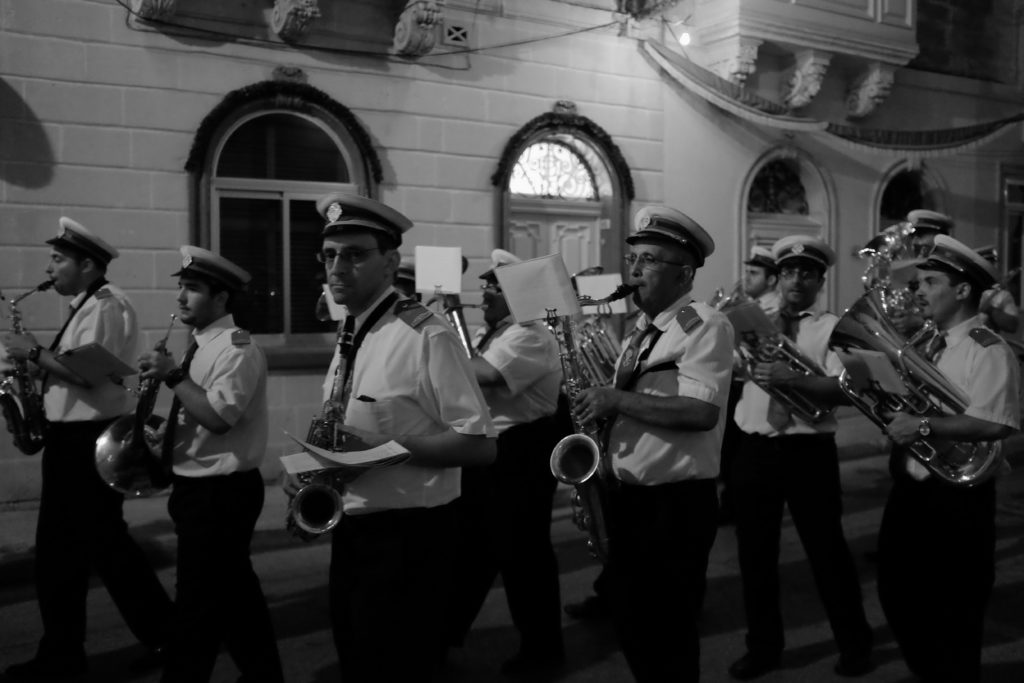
[969,327,1001,348]
[94,288,113,300]
[231,329,251,345]
[676,305,704,334]
[394,298,436,330]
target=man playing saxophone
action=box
[572,206,733,682]
[288,192,495,683]
[1,218,172,680]
[446,249,566,675]
[728,235,873,680]
[880,236,1019,683]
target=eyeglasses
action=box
[623,253,687,270]
[480,282,502,294]
[779,267,820,282]
[316,247,382,266]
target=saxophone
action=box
[548,283,636,563]
[0,280,54,455]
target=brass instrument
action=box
[549,283,636,562]
[708,279,748,312]
[729,303,835,424]
[829,288,1001,486]
[859,221,919,317]
[95,315,177,497]
[0,280,54,455]
[439,293,476,359]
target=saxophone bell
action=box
[288,470,344,538]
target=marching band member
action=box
[743,246,781,315]
[574,206,734,682]
[139,247,284,683]
[881,236,1020,683]
[729,236,873,680]
[447,249,566,675]
[2,218,172,681]
[892,210,954,337]
[297,193,495,683]
[976,245,1020,335]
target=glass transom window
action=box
[510,141,598,200]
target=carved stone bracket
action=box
[705,36,763,85]
[270,0,321,43]
[130,0,177,20]
[781,49,832,110]
[393,1,443,58]
[845,62,895,119]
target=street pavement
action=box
[2,441,1024,682]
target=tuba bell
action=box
[94,315,177,497]
[0,280,55,455]
[829,288,1002,486]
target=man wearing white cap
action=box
[729,235,873,680]
[891,209,954,337]
[742,246,781,316]
[2,217,173,681]
[881,235,1019,683]
[139,246,284,683]
[296,192,495,683]
[976,245,1020,335]
[573,205,734,682]
[446,248,565,674]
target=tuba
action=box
[95,315,177,497]
[549,283,636,562]
[0,280,54,455]
[859,221,920,317]
[829,288,1002,486]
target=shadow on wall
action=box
[0,78,54,188]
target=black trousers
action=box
[447,416,564,655]
[718,378,745,513]
[878,467,996,683]
[161,469,283,683]
[331,502,457,683]
[607,478,718,683]
[34,420,172,660]
[731,432,872,659]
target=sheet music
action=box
[494,253,581,323]
[281,431,410,470]
[414,245,463,294]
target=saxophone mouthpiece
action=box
[37,280,55,292]
[609,284,638,301]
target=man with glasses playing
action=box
[292,193,496,683]
[728,235,873,680]
[572,205,733,682]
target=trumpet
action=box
[0,280,54,455]
[95,315,177,497]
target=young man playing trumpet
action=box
[881,236,1020,683]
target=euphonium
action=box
[829,288,1002,486]
[859,221,919,317]
[709,279,748,312]
[0,280,54,455]
[549,283,636,562]
[95,315,177,497]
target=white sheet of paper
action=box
[320,284,346,321]
[414,246,463,294]
[576,273,628,315]
[280,450,338,475]
[283,432,410,468]
[836,349,907,395]
[494,253,581,324]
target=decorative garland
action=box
[491,112,636,200]
[184,79,382,184]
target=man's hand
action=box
[138,348,177,382]
[1,331,38,361]
[887,411,921,446]
[282,471,302,497]
[339,425,389,451]
[574,387,621,425]
[752,360,800,386]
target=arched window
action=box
[510,141,598,200]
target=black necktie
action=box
[160,340,199,476]
[614,324,657,390]
[766,312,802,431]
[924,332,947,363]
[476,324,500,352]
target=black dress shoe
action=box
[834,651,875,677]
[728,652,780,680]
[5,656,88,681]
[499,650,565,676]
[563,595,610,620]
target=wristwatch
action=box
[917,418,931,438]
[28,345,43,363]
[164,366,188,389]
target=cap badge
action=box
[638,215,652,229]
[326,202,343,223]
[182,254,193,268]
[792,243,805,255]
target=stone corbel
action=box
[270,0,321,43]
[845,62,895,119]
[393,1,443,58]
[781,49,832,110]
[705,36,762,85]
[130,0,177,20]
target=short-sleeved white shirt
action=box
[606,295,734,484]
[45,282,139,422]
[323,287,495,514]
[170,314,268,477]
[734,308,844,436]
[472,317,561,434]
